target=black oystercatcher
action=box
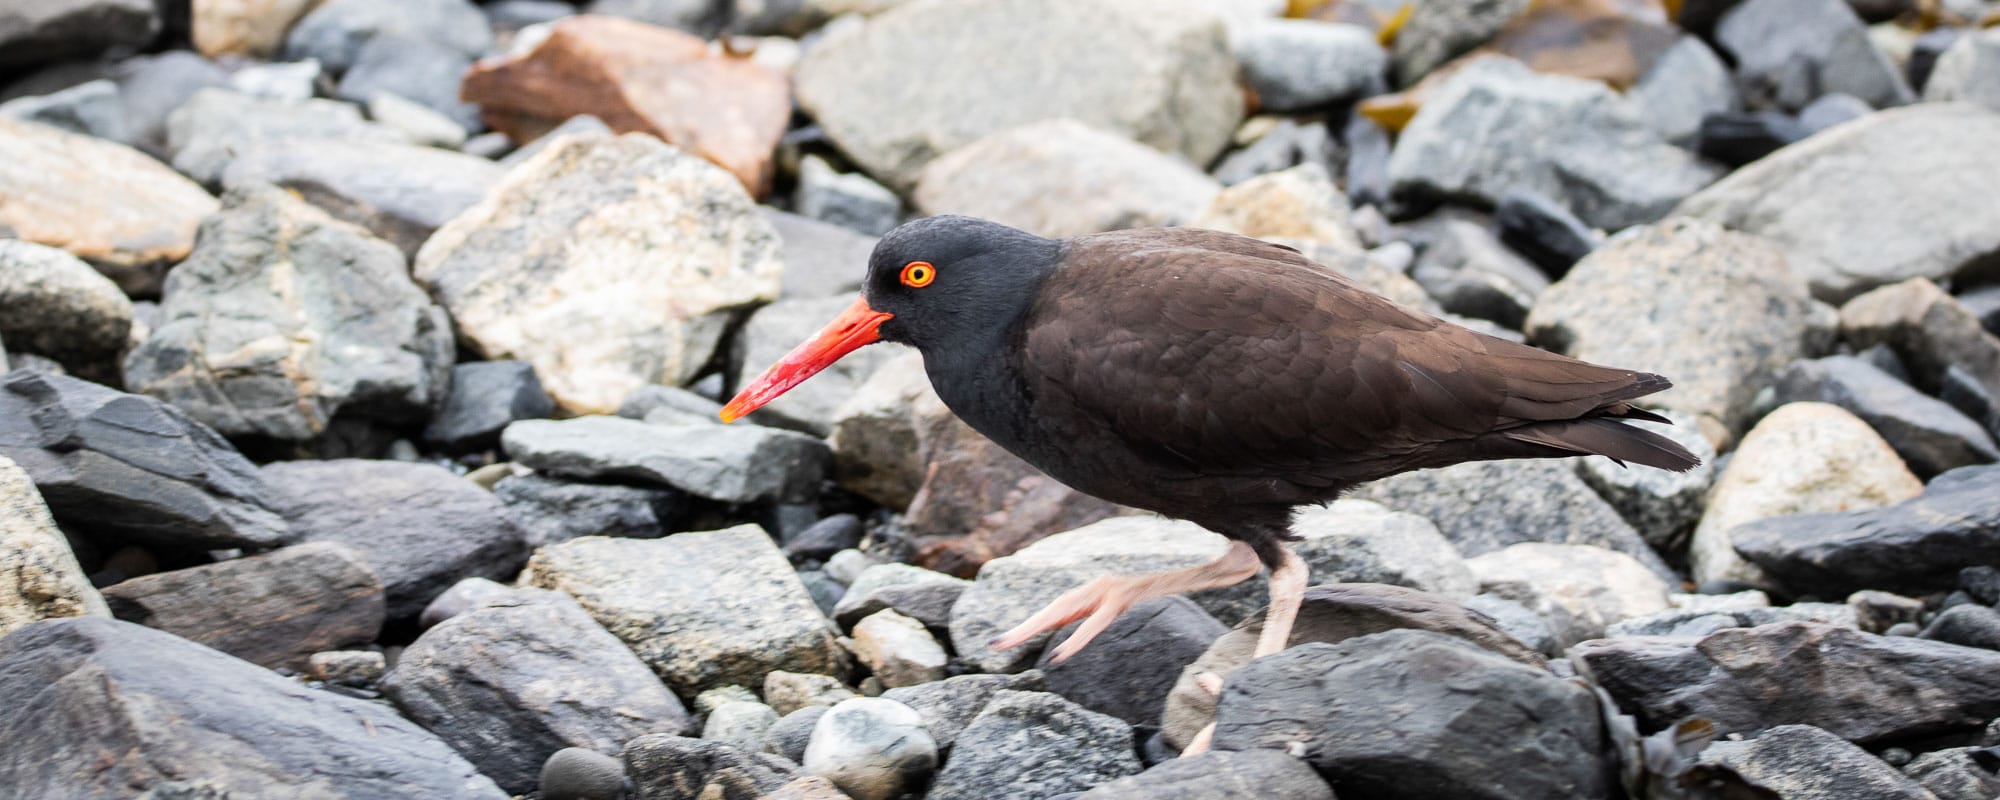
[722,216,1697,668]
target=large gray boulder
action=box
[0,617,505,797]
[124,185,454,441]
[794,0,1242,190]
[1732,464,2000,598]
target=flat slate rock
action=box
[0,370,289,550]
[1732,464,2000,598]
[1690,724,1938,799]
[422,361,558,454]
[1573,621,2000,744]
[100,541,383,671]
[0,617,505,798]
[260,459,528,619]
[383,589,692,794]
[502,416,829,504]
[492,473,681,549]
[1773,354,1999,476]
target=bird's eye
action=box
[900,261,936,288]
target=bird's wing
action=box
[1018,228,1654,486]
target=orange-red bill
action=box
[720,295,892,422]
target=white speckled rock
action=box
[1466,543,1672,647]
[1689,402,1923,590]
[848,610,948,688]
[0,456,109,637]
[802,697,937,800]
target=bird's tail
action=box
[1501,415,1702,472]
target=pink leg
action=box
[1184,548,1310,758]
[990,540,1263,664]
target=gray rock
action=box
[618,383,725,421]
[1774,355,1999,476]
[335,34,479,131]
[1078,750,1333,800]
[1925,28,2000,112]
[416,134,782,414]
[622,735,798,800]
[100,542,383,671]
[0,240,131,379]
[1190,162,1361,252]
[764,670,860,716]
[423,362,558,454]
[112,51,231,154]
[1625,35,1738,146]
[914,119,1221,238]
[418,576,520,629]
[704,701,781,754]
[826,350,943,508]
[520,527,849,697]
[584,0,722,33]
[1849,589,1925,633]
[695,686,761,716]
[794,155,900,237]
[1692,402,1923,589]
[1841,277,2000,410]
[219,137,504,258]
[1391,0,1529,85]
[384,590,693,793]
[1796,92,1875,133]
[1921,604,2000,651]
[1606,601,1858,638]
[763,208,876,299]
[1903,747,2000,800]
[540,747,627,800]
[492,473,681,549]
[1716,0,1913,111]
[0,78,128,142]
[283,0,492,73]
[832,563,969,629]
[1035,596,1226,727]
[1233,20,1384,111]
[0,0,158,70]
[1211,118,1337,186]
[1493,189,1603,277]
[1390,57,1720,231]
[1219,631,1610,798]
[1162,583,1546,751]
[0,617,505,797]
[880,672,1048,752]
[0,370,289,550]
[764,706,827,763]
[497,115,613,169]
[367,92,467,149]
[1573,621,2000,743]
[732,296,909,435]
[1732,464,1998,598]
[927,690,1141,800]
[503,416,829,504]
[794,0,1241,190]
[0,454,108,637]
[1464,592,1559,655]
[1576,411,1717,552]
[261,459,529,618]
[802,697,938,800]
[1467,543,1673,646]
[1676,103,2000,302]
[123,185,454,441]
[165,88,408,185]
[310,649,386,686]
[848,609,948,688]
[227,60,320,103]
[1355,458,1673,577]
[1691,724,1938,799]
[1525,218,1823,442]
[1409,216,1548,329]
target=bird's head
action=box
[721,215,1058,422]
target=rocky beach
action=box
[3,0,2000,798]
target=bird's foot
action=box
[1180,672,1226,757]
[989,575,1140,664]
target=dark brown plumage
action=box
[723,215,1697,694]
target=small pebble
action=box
[540,747,625,800]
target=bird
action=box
[721,215,1698,679]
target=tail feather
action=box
[1503,416,1702,472]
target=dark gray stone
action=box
[1943,365,2000,442]
[100,541,383,671]
[1494,190,1601,278]
[761,208,876,300]
[1689,724,1937,799]
[165,88,407,185]
[1036,597,1226,727]
[1716,0,1913,110]
[783,513,863,564]
[1732,464,2000,597]
[1410,216,1549,329]
[108,51,228,155]
[1963,565,2000,605]
[385,590,693,794]
[503,416,830,504]
[582,0,722,34]
[617,383,724,422]
[1625,34,1738,147]
[334,34,479,131]
[1843,277,2000,408]
[1606,602,1857,638]
[0,0,158,71]
[283,0,491,73]
[261,459,529,618]
[622,735,797,800]
[1233,20,1385,112]
[219,137,504,258]
[1214,630,1611,800]
[1903,747,2000,800]
[1775,355,1998,476]
[1797,92,1874,133]
[0,370,289,550]
[1211,119,1338,187]
[0,78,127,142]
[794,155,900,237]
[1921,604,2000,651]
[0,239,132,381]
[831,563,968,630]
[880,672,1048,752]
[927,690,1141,800]
[1391,0,1530,85]
[492,473,681,549]
[1464,592,1560,655]
[423,362,557,453]
[1343,114,1391,207]
[762,706,826,764]
[540,747,626,800]
[0,617,505,797]
[1573,621,2000,743]
[1696,109,1810,166]
[1077,750,1333,800]
[123,185,455,441]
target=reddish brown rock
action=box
[461,15,789,197]
[906,419,1130,578]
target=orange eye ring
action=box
[900,261,936,288]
